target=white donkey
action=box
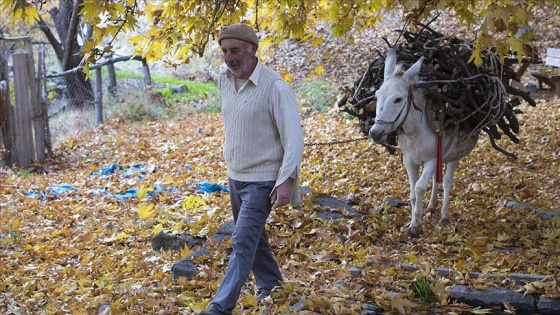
[369,49,479,236]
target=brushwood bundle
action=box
[338,21,536,158]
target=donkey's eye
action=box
[394,97,402,103]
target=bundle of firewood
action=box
[338,21,536,158]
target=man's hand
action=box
[270,178,294,208]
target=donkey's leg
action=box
[406,160,435,236]
[403,159,419,234]
[407,164,419,211]
[427,175,438,214]
[440,160,459,225]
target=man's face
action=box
[221,39,257,80]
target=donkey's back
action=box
[369,49,480,236]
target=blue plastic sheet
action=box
[21,162,227,201]
[123,163,147,178]
[115,188,137,199]
[196,181,229,193]
[24,184,77,200]
[23,189,47,200]
[49,183,78,196]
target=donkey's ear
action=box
[384,49,397,79]
[404,56,424,80]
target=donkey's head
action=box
[368,49,424,144]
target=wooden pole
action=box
[94,67,103,126]
[12,53,34,167]
[106,55,117,96]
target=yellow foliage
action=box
[137,203,156,219]
[5,0,546,67]
[182,195,206,210]
[152,223,164,236]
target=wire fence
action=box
[1,37,153,167]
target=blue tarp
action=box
[24,163,227,200]
[196,181,229,193]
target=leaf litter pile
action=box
[1,92,560,314]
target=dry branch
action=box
[338,21,537,157]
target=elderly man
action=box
[200,23,304,315]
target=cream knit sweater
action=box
[219,61,304,201]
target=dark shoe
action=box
[256,289,271,302]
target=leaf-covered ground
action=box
[1,94,560,314]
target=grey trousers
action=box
[207,179,283,315]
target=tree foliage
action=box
[3,0,559,68]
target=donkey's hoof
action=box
[426,207,435,214]
[440,217,450,225]
[405,226,422,237]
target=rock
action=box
[349,267,362,277]
[537,296,560,314]
[189,247,211,260]
[505,200,560,221]
[533,209,560,221]
[372,197,410,213]
[361,302,384,315]
[171,248,210,279]
[151,231,204,251]
[508,273,549,285]
[313,193,362,219]
[171,258,198,279]
[213,220,235,243]
[290,300,306,312]
[449,285,535,314]
[170,84,188,94]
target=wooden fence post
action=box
[106,55,117,96]
[27,43,46,162]
[94,67,103,126]
[0,40,11,166]
[12,53,34,167]
[38,44,53,157]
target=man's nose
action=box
[224,51,234,62]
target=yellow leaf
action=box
[182,195,206,210]
[299,32,314,41]
[137,186,153,199]
[239,293,258,307]
[115,232,129,241]
[137,203,155,219]
[391,294,420,314]
[312,37,324,48]
[102,232,129,244]
[282,73,293,84]
[67,139,74,149]
[175,291,197,306]
[11,220,20,230]
[179,244,192,259]
[170,221,184,232]
[188,301,208,312]
[197,226,210,237]
[152,223,163,236]
[315,65,325,76]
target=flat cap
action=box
[218,23,259,46]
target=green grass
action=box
[50,73,342,147]
[411,274,432,302]
[293,79,340,114]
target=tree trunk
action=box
[43,0,94,108]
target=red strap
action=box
[436,134,443,183]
